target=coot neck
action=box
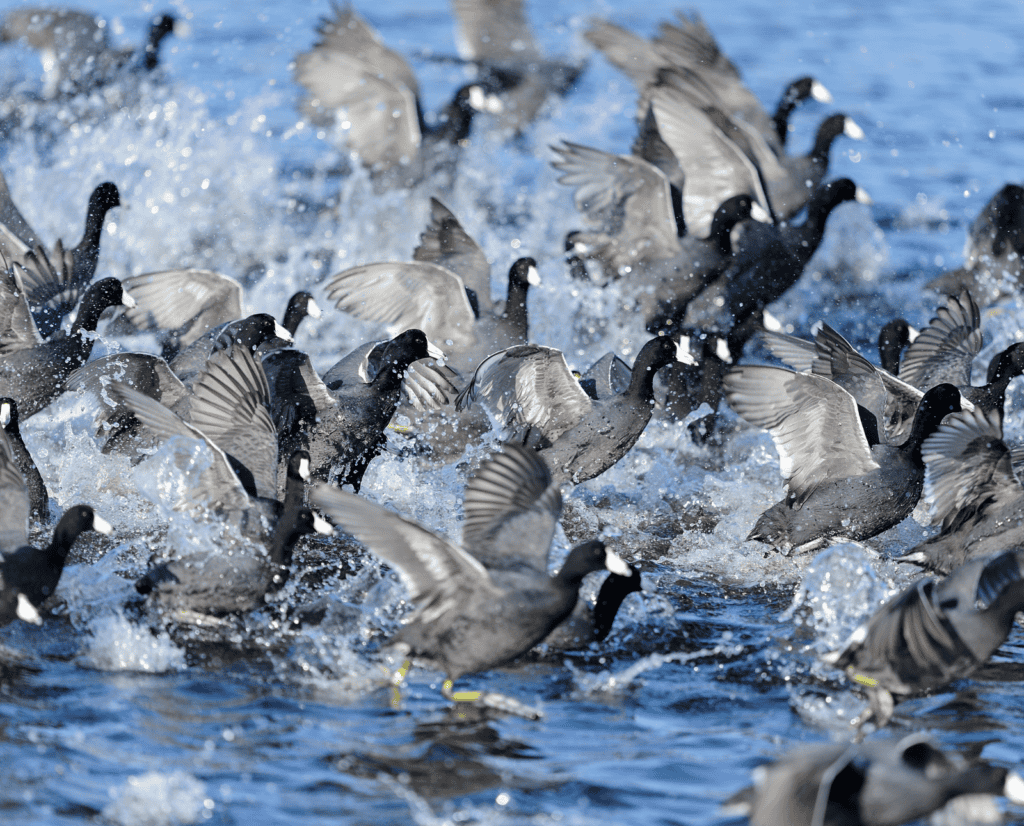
[501,274,530,342]
[900,386,960,467]
[624,340,675,403]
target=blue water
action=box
[1,1,1024,824]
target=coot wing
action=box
[0,262,42,353]
[325,262,477,348]
[551,141,680,261]
[0,432,29,552]
[120,269,243,349]
[899,290,982,390]
[109,383,251,514]
[451,0,541,64]
[188,342,278,501]
[413,198,491,302]
[294,29,420,170]
[310,483,498,624]
[461,444,562,571]
[455,345,593,446]
[650,85,771,237]
[922,407,1021,526]
[724,365,878,502]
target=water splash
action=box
[103,770,211,826]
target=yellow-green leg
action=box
[389,659,412,709]
[442,679,482,703]
[440,678,543,720]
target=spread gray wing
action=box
[922,407,1022,526]
[650,85,771,237]
[461,444,562,571]
[187,342,278,500]
[293,5,420,170]
[310,483,498,624]
[899,290,982,390]
[324,262,477,348]
[108,383,251,514]
[120,269,243,348]
[761,329,817,373]
[0,263,43,353]
[455,345,594,446]
[413,198,491,302]
[0,431,29,552]
[724,365,878,502]
[551,141,680,267]
[451,0,541,64]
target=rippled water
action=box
[1,0,1024,824]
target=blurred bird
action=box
[0,8,175,98]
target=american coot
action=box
[551,139,765,324]
[167,312,292,390]
[640,195,763,331]
[770,293,973,397]
[900,407,1024,574]
[319,330,457,412]
[927,184,1024,305]
[542,563,642,649]
[725,734,1024,826]
[0,274,134,418]
[551,140,685,276]
[309,444,629,717]
[0,178,120,338]
[115,268,320,359]
[762,319,977,445]
[450,0,584,133]
[724,366,961,554]
[135,452,333,618]
[107,340,288,535]
[324,253,539,374]
[882,289,1024,416]
[764,113,865,220]
[716,179,871,329]
[262,329,449,491]
[584,14,832,152]
[652,65,863,222]
[293,5,500,188]
[648,84,774,237]
[0,9,175,98]
[817,311,1022,436]
[682,179,870,338]
[0,397,47,521]
[280,292,321,337]
[409,198,541,327]
[825,549,1024,728]
[0,437,111,626]
[456,336,694,485]
[877,318,917,375]
[657,329,736,443]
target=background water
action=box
[0,0,1023,824]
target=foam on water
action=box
[79,611,186,673]
[103,770,210,826]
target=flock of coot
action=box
[0,3,1023,825]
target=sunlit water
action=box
[0,0,1023,823]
